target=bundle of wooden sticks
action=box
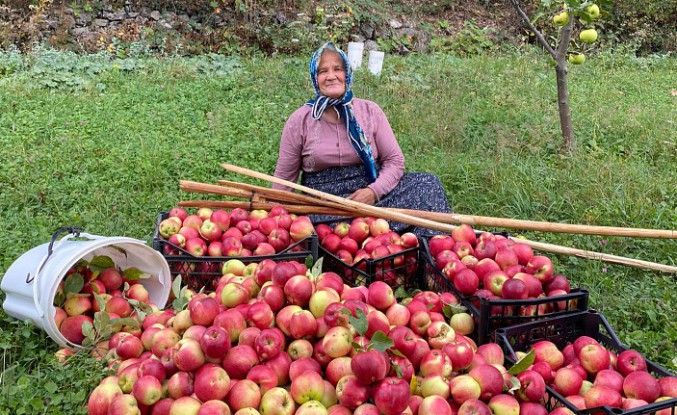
[175,163,677,274]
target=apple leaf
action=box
[81,320,95,343]
[348,308,368,337]
[172,275,183,299]
[506,375,521,393]
[304,254,314,271]
[311,257,324,280]
[370,331,394,352]
[390,348,406,358]
[443,305,453,319]
[392,362,403,378]
[89,255,115,272]
[394,286,409,299]
[507,349,536,375]
[64,273,84,295]
[111,317,138,329]
[93,293,106,313]
[122,267,149,281]
[410,373,419,393]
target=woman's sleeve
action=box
[272,113,303,191]
[367,104,405,201]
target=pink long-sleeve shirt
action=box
[272,98,405,201]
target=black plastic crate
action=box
[313,218,421,288]
[318,244,421,289]
[496,310,677,415]
[152,212,318,290]
[420,236,589,345]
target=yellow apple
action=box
[552,11,570,26]
[580,29,598,43]
[568,53,586,65]
[586,4,600,19]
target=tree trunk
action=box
[555,62,575,152]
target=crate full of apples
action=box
[420,224,589,345]
[315,217,420,289]
[83,256,581,415]
[495,310,677,415]
[153,206,318,290]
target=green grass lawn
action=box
[0,48,675,413]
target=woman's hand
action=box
[348,188,377,205]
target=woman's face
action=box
[317,51,346,99]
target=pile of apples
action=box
[428,225,578,315]
[157,206,315,258]
[513,336,677,413]
[82,257,573,415]
[53,258,160,346]
[316,217,420,286]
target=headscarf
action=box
[306,42,378,183]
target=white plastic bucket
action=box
[1,228,171,349]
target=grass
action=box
[0,48,676,413]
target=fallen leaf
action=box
[671,89,677,97]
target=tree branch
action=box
[509,0,557,59]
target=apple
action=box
[454,269,480,296]
[488,394,520,415]
[419,395,453,415]
[351,349,389,385]
[469,364,504,401]
[502,278,528,299]
[659,377,677,397]
[223,345,259,379]
[289,217,314,242]
[593,369,624,393]
[246,365,278,395]
[531,340,564,371]
[335,375,370,409]
[373,377,411,415]
[263,350,292,386]
[227,379,262,412]
[583,385,622,409]
[525,256,554,283]
[87,382,123,415]
[290,370,325,404]
[290,309,318,340]
[289,357,322,381]
[495,248,519,270]
[284,275,313,307]
[259,387,296,415]
[623,371,661,403]
[553,366,583,396]
[60,315,94,344]
[580,29,598,43]
[254,328,285,360]
[514,370,546,403]
[616,349,648,376]
[568,53,586,65]
[552,11,569,26]
[64,294,92,317]
[579,343,610,375]
[449,374,482,405]
[132,375,163,406]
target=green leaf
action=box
[392,362,403,378]
[508,349,536,375]
[172,275,183,299]
[506,375,521,393]
[370,331,394,352]
[82,321,94,339]
[394,286,408,299]
[89,255,114,271]
[93,293,106,312]
[348,308,368,337]
[63,273,84,295]
[111,317,138,328]
[443,305,453,319]
[311,257,324,279]
[305,254,314,270]
[44,381,58,394]
[122,267,149,281]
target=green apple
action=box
[586,4,600,19]
[552,11,569,26]
[580,29,598,43]
[568,53,586,65]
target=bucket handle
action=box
[29,227,104,318]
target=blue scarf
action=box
[306,42,378,183]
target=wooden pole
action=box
[221,163,458,233]
[188,178,677,239]
[179,198,677,274]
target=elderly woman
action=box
[272,42,450,233]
